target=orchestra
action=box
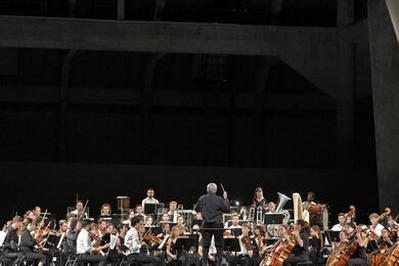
[0,185,398,266]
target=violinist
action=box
[283,219,310,266]
[239,207,248,221]
[134,204,147,222]
[76,221,108,265]
[19,220,47,265]
[309,225,323,265]
[157,223,171,238]
[253,225,267,257]
[124,216,161,265]
[238,223,256,266]
[32,206,42,220]
[98,219,108,238]
[166,226,181,265]
[66,218,81,254]
[3,216,23,262]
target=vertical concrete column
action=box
[336,0,355,168]
[253,57,277,166]
[368,0,399,212]
[141,53,164,164]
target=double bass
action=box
[383,242,399,266]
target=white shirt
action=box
[331,223,344,231]
[168,211,178,223]
[238,235,250,255]
[124,227,141,254]
[76,228,95,254]
[71,209,88,219]
[0,231,7,246]
[142,197,159,207]
[371,223,384,237]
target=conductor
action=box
[195,183,230,266]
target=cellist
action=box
[346,224,369,266]
[282,219,310,266]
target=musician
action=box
[238,223,257,265]
[124,216,160,265]
[157,223,171,238]
[302,192,316,210]
[309,225,323,265]
[378,227,394,248]
[252,187,266,208]
[142,188,159,207]
[19,221,47,266]
[123,210,136,226]
[66,218,81,254]
[194,183,230,266]
[70,200,88,219]
[239,207,248,221]
[76,221,108,265]
[32,206,42,219]
[160,213,171,223]
[145,216,154,227]
[369,213,384,238]
[331,212,346,231]
[265,201,276,214]
[283,219,310,266]
[98,219,108,237]
[225,214,242,237]
[100,203,112,216]
[166,226,181,265]
[176,216,188,234]
[346,225,369,266]
[253,225,266,257]
[3,215,23,262]
[167,201,179,223]
[134,204,147,221]
[0,221,10,247]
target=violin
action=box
[143,234,162,246]
[241,235,254,251]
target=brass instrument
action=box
[248,203,256,224]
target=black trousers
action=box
[201,223,224,265]
[282,253,309,266]
[127,253,161,266]
[78,254,106,266]
[347,258,369,266]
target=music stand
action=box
[325,230,340,243]
[264,214,285,225]
[223,237,241,253]
[144,204,157,215]
[175,236,194,257]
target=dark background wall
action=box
[0,0,383,225]
[0,162,378,224]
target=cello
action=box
[260,225,297,266]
